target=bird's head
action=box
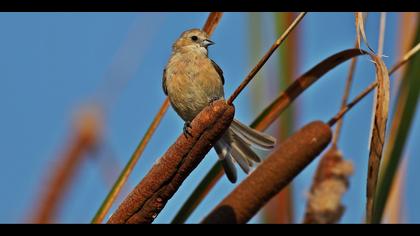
[172,28,215,54]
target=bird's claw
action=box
[208,96,220,106]
[183,121,192,138]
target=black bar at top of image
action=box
[0,0,417,12]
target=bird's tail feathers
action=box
[230,119,276,150]
[214,122,276,183]
[214,141,237,183]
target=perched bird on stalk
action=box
[163,29,276,183]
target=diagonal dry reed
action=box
[108,100,234,224]
[92,99,169,223]
[388,42,420,74]
[327,83,376,127]
[332,42,358,146]
[226,12,306,105]
[91,12,224,223]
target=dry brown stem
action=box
[227,12,306,105]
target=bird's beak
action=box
[201,39,215,47]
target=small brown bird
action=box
[163,28,276,183]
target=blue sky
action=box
[0,12,418,223]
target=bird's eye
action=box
[191,36,198,41]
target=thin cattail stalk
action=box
[327,83,375,127]
[332,42,358,146]
[331,19,365,146]
[378,12,387,57]
[389,42,420,74]
[227,12,306,105]
[92,99,169,223]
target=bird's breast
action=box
[165,53,224,121]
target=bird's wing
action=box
[210,59,225,85]
[162,68,168,95]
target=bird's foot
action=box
[183,121,193,138]
[208,96,220,106]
